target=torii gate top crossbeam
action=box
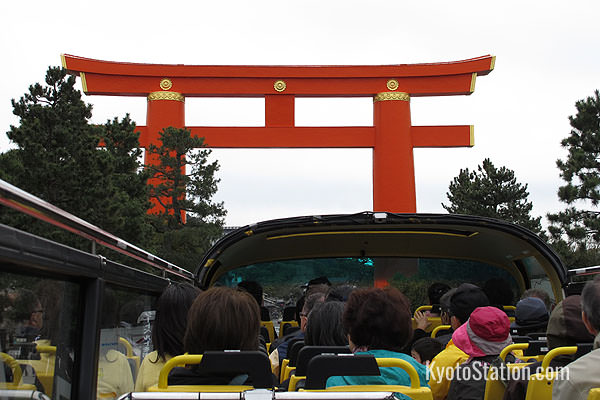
[61,54,494,97]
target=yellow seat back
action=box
[588,388,600,400]
[280,358,290,383]
[303,357,432,400]
[483,362,531,400]
[148,354,253,392]
[504,305,516,323]
[524,346,577,400]
[280,320,299,336]
[288,373,305,391]
[261,321,276,343]
[19,343,58,395]
[148,352,274,393]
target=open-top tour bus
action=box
[0,179,574,400]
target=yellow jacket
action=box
[428,339,468,400]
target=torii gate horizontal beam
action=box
[136,125,474,149]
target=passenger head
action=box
[521,288,552,311]
[153,283,201,361]
[12,288,43,329]
[296,282,331,324]
[305,301,347,346]
[411,337,443,365]
[184,287,260,354]
[449,283,490,329]
[546,295,594,349]
[119,298,146,327]
[581,276,600,336]
[326,284,356,302]
[428,283,451,306]
[237,280,263,306]
[343,287,412,352]
[452,306,512,357]
[439,288,457,326]
[510,297,549,335]
[483,278,514,308]
[300,289,328,332]
[306,276,331,289]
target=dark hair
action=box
[184,287,260,354]
[119,299,145,325]
[581,276,600,331]
[303,291,327,315]
[305,301,348,346]
[153,283,201,362]
[297,285,330,322]
[483,278,514,307]
[307,276,331,287]
[450,283,490,324]
[521,288,551,311]
[411,337,443,364]
[327,284,356,302]
[237,281,263,306]
[343,287,412,352]
[295,296,305,324]
[440,288,457,314]
[428,283,451,306]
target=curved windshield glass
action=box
[215,256,521,320]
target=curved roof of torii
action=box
[61,54,495,97]
[62,54,494,78]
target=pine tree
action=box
[547,90,600,266]
[0,67,151,249]
[442,158,543,234]
[146,127,226,271]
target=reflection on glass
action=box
[0,273,80,399]
[215,256,521,315]
[97,286,155,399]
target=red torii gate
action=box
[62,54,494,213]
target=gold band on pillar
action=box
[373,92,410,103]
[148,91,185,102]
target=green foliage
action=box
[442,158,543,234]
[0,66,151,250]
[146,127,226,272]
[548,90,600,267]
[1,67,229,275]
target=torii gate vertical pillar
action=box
[373,92,415,213]
[145,90,185,210]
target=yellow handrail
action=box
[0,352,22,384]
[376,358,420,389]
[36,344,57,354]
[431,325,451,338]
[119,337,133,357]
[540,346,577,371]
[414,305,432,318]
[500,343,528,362]
[158,354,204,389]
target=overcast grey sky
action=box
[1,1,599,227]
